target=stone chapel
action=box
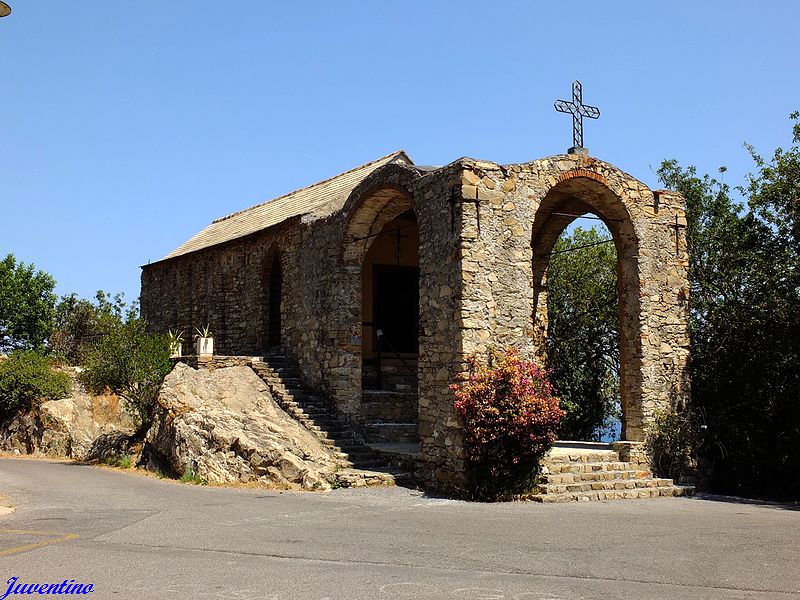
[140,150,691,492]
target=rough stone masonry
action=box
[140,150,690,493]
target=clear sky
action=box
[2,1,798,303]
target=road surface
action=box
[1,458,798,600]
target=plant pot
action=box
[195,337,213,357]
[170,342,183,358]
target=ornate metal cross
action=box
[554,80,600,154]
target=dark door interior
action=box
[373,265,419,354]
[268,255,282,347]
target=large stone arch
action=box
[531,171,643,440]
[523,160,690,442]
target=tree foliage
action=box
[0,254,57,353]
[546,226,620,441]
[51,291,130,364]
[78,297,172,430]
[0,351,71,419]
[657,113,800,500]
[452,349,564,500]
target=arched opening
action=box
[532,176,643,441]
[545,217,621,441]
[343,187,420,445]
[262,251,283,351]
[361,208,419,385]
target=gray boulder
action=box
[143,363,338,491]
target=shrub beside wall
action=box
[452,349,564,500]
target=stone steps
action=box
[533,485,694,503]
[541,469,652,484]
[530,443,694,503]
[251,353,407,487]
[361,361,418,393]
[363,422,418,444]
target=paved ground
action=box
[0,458,798,600]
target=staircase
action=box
[361,358,420,448]
[531,442,695,503]
[250,351,413,488]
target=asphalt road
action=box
[0,458,798,600]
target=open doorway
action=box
[545,218,621,441]
[360,208,419,392]
[265,252,282,349]
[531,175,643,442]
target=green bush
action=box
[180,468,207,485]
[451,349,564,500]
[648,408,701,481]
[0,351,71,418]
[79,313,172,430]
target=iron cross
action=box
[554,80,600,153]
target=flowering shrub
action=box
[451,349,564,500]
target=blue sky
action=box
[2,2,798,303]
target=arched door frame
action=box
[338,185,419,418]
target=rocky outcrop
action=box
[0,371,136,458]
[142,363,339,491]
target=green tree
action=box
[0,351,71,418]
[546,226,620,441]
[0,254,57,353]
[51,290,130,364]
[78,297,172,430]
[657,113,800,499]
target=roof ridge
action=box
[212,150,410,224]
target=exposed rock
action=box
[142,363,338,491]
[0,370,136,458]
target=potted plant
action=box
[194,325,213,356]
[167,330,184,358]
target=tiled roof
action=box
[161,150,413,260]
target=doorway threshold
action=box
[553,440,614,451]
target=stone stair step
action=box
[330,431,363,441]
[544,451,619,464]
[540,470,652,484]
[252,357,414,478]
[539,478,675,494]
[334,468,399,488]
[543,461,643,474]
[530,485,695,503]
[363,422,419,444]
[337,444,371,453]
